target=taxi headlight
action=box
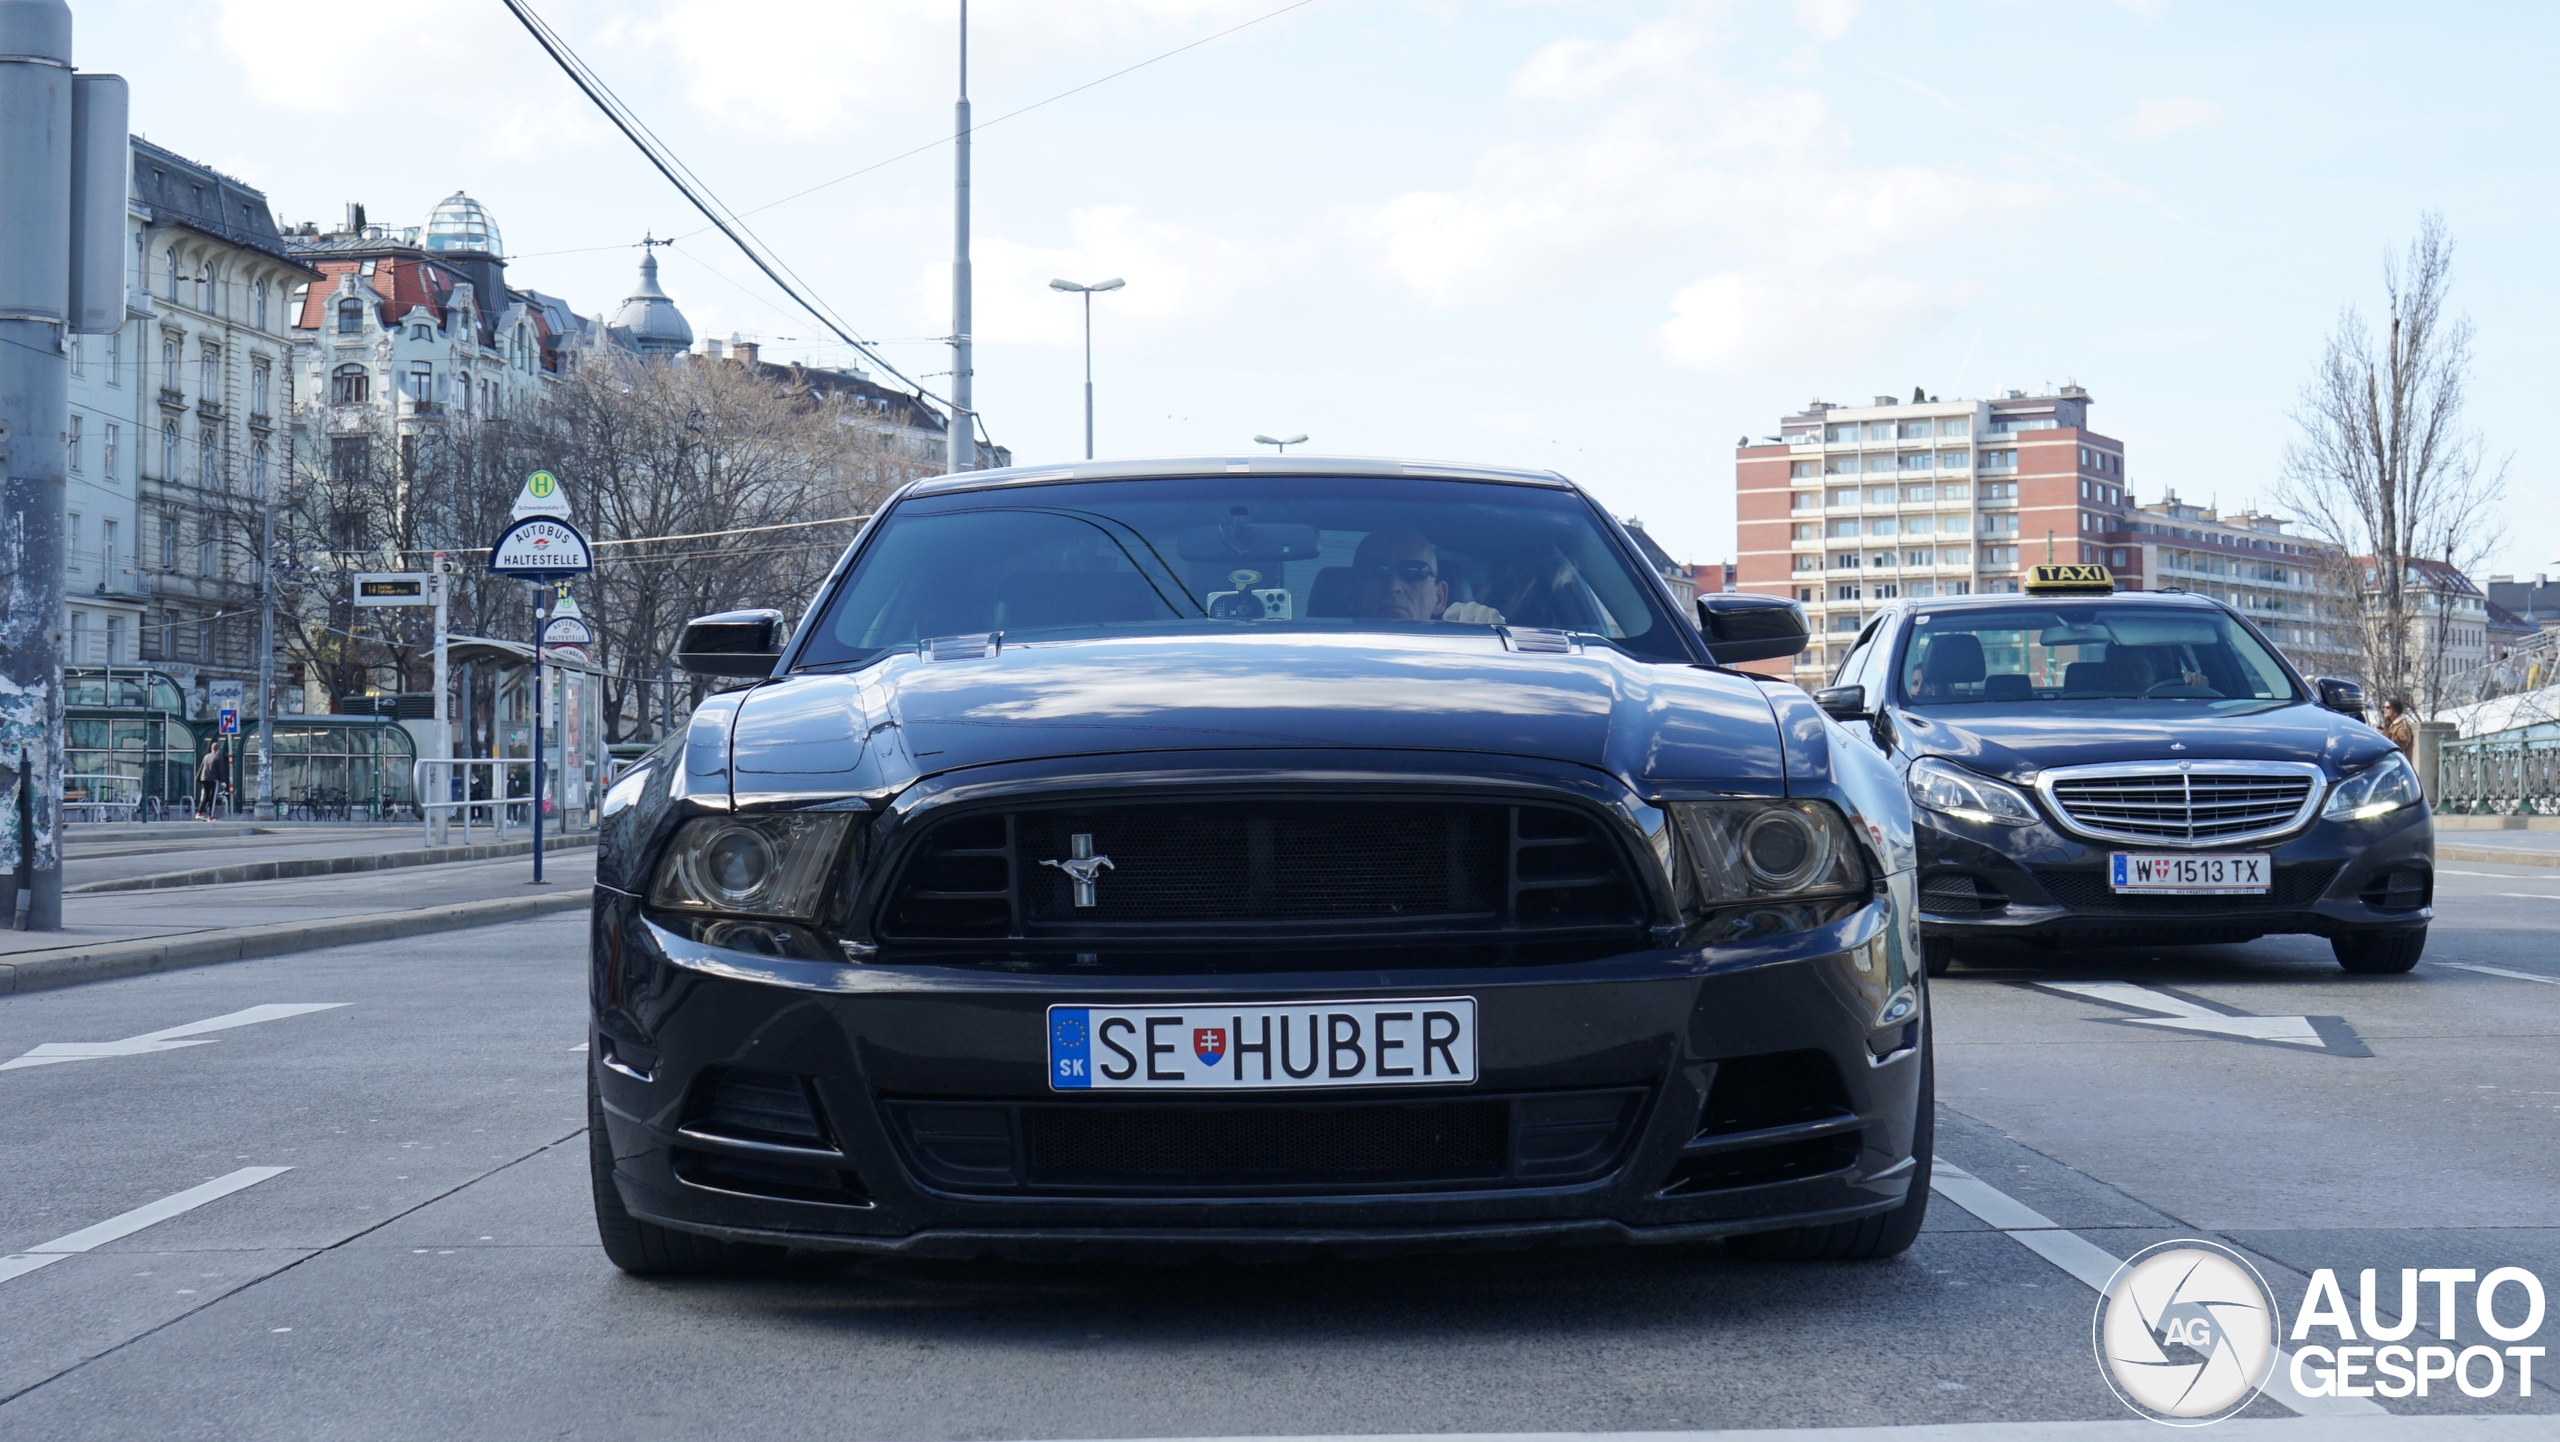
[2322,753,2423,822]
[1906,757,2039,827]
[649,813,852,920]
[1668,800,1870,907]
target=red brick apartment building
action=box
[1734,385,2132,684]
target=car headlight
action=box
[648,812,853,920]
[1667,800,1871,907]
[1906,757,2039,827]
[2322,752,2423,822]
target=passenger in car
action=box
[1344,528,1505,624]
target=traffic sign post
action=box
[488,472,593,885]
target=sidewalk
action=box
[66,824,592,892]
[1,850,596,996]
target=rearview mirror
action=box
[1695,593,1809,665]
[1813,685,1869,722]
[675,608,786,678]
[2316,676,2366,720]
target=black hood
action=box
[1896,698,2396,783]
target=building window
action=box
[1793,553,1819,573]
[105,328,120,387]
[1825,424,1857,443]
[1796,587,1815,603]
[67,413,81,471]
[160,517,176,570]
[161,421,177,478]
[337,299,364,335]
[1867,517,1898,537]
[1873,583,1900,599]
[252,441,269,494]
[166,248,181,302]
[1865,423,1893,441]
[1831,615,1860,633]
[1898,420,1931,439]
[1947,581,1971,596]
[162,335,177,383]
[1905,549,1931,567]
[1979,480,2018,501]
[331,364,369,405]
[1790,491,1817,512]
[253,279,269,331]
[1940,547,1971,566]
[69,611,86,663]
[1824,456,1857,475]
[1828,552,1859,570]
[1789,460,1814,479]
[409,362,434,403]
[1939,482,1970,501]
[1827,519,1859,539]
[197,528,213,576]
[201,346,218,400]
[102,518,117,572]
[69,336,83,378]
[1833,585,1862,602]
[1864,455,1896,474]
[251,363,270,416]
[1901,484,1932,502]
[102,423,117,480]
[1869,552,1895,569]
[1986,545,2019,566]
[1980,449,2018,470]
[199,429,216,485]
[1899,452,1933,472]
[1980,513,2019,537]
[1791,523,1818,542]
[1866,486,1895,505]
[1939,417,1969,437]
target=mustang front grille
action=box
[2040,765,2321,847]
[877,798,1644,943]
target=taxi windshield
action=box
[1893,602,2299,706]
[794,474,1689,667]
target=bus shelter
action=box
[63,667,201,822]
[423,637,606,840]
[225,714,418,821]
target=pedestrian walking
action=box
[2380,696,2417,760]
[196,744,231,819]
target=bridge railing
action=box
[2434,732,2560,816]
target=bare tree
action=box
[2277,213,2507,713]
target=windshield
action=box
[1892,602,2300,707]
[794,475,1689,668]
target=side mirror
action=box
[675,608,787,678]
[1813,684,1869,721]
[2316,676,2366,719]
[1695,593,1809,665]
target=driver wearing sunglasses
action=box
[1346,527,1505,624]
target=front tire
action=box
[1728,1018,1933,1262]
[2333,927,2426,975]
[589,1058,783,1275]
[1922,935,1956,977]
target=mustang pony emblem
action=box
[1041,832,1115,907]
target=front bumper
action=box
[588,884,1928,1259]
[1914,801,2433,947]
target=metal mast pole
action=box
[1082,290,1093,460]
[427,553,449,843]
[947,0,975,474]
[0,1,74,929]
[531,590,546,885]
[252,448,278,819]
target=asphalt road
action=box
[0,868,2553,1440]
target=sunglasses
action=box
[1361,560,1438,583]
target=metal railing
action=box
[62,773,143,824]
[411,758,538,845]
[2434,733,2560,816]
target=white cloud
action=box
[1790,0,1865,42]
[2109,96,2224,141]
[1653,270,1976,374]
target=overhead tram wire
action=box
[504,0,1319,264]
[493,0,991,448]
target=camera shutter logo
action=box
[2092,1239,2281,1425]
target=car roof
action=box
[903,455,1579,498]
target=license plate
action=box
[1046,998,1477,1091]
[2108,852,2271,894]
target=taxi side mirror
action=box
[1696,593,1809,665]
[1813,685,1870,722]
[675,608,786,678]
[2316,676,2366,719]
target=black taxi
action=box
[1811,564,2432,975]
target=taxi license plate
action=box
[2109,852,2271,894]
[1047,998,1477,1091]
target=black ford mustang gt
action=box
[587,457,1929,1272]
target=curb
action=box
[2440,845,2560,870]
[67,833,598,894]
[0,888,593,997]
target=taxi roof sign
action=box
[2024,563,2115,595]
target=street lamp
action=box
[1253,433,1307,453]
[1049,277,1124,459]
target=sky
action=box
[80,0,2560,577]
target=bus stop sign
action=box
[488,516,594,578]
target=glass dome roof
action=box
[423,192,503,256]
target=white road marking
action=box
[1,1004,349,1071]
[2434,961,2560,986]
[2034,981,2324,1046]
[0,1167,290,1285]
[568,1042,588,1052]
[1927,1160,2384,1419]
[2432,869,2555,879]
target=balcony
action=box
[197,400,225,422]
[157,387,186,411]
[248,411,273,432]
